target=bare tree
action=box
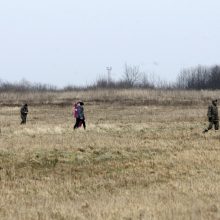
[123,64,141,87]
[139,73,155,88]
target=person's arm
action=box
[207,106,212,121]
[20,107,24,114]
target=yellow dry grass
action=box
[0,90,220,219]
[0,89,220,106]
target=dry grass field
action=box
[1,89,220,220]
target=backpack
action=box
[73,103,83,128]
[73,103,78,118]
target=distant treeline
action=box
[177,65,220,90]
[1,64,220,92]
[0,79,58,92]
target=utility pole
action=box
[106,66,112,85]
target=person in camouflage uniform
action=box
[20,103,28,124]
[203,99,219,133]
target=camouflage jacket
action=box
[207,104,219,121]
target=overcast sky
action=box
[0,0,220,87]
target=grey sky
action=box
[0,0,220,87]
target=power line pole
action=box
[106,66,112,85]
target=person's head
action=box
[77,100,84,106]
[212,99,218,106]
[24,103,28,107]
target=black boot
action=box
[203,129,208,133]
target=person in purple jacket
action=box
[73,101,86,130]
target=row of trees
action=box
[177,65,220,90]
[1,64,220,91]
[0,79,57,92]
[93,64,220,90]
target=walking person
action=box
[203,99,219,133]
[20,103,28,124]
[73,101,86,130]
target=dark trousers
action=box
[207,120,219,130]
[74,118,86,129]
[21,114,27,124]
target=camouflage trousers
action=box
[207,120,219,131]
